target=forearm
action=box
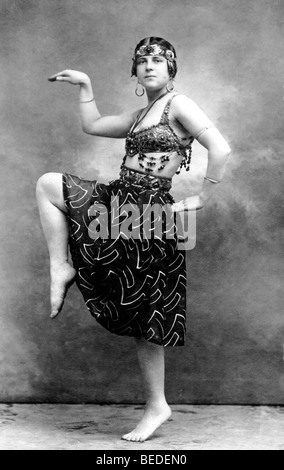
[79,78,101,133]
[200,147,231,203]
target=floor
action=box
[0,404,283,450]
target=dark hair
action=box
[131,36,178,79]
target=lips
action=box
[145,75,156,78]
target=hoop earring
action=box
[166,80,175,93]
[135,83,145,97]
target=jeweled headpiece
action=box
[134,44,176,62]
[131,42,177,78]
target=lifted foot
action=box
[50,262,76,318]
[122,403,172,442]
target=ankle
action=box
[145,398,170,410]
[50,259,70,270]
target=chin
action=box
[144,83,166,91]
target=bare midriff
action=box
[124,151,184,179]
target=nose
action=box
[145,59,154,71]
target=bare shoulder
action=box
[125,107,143,126]
[129,107,144,118]
[171,94,201,116]
[116,107,144,137]
[170,94,214,139]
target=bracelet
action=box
[204,176,221,184]
[80,97,95,104]
[194,125,216,140]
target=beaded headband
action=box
[133,44,176,62]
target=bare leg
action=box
[122,337,172,442]
[36,172,76,318]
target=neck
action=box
[146,87,169,105]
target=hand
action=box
[48,69,90,85]
[172,195,205,212]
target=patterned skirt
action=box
[62,165,187,347]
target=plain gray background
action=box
[0,0,283,403]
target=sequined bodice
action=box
[124,95,194,174]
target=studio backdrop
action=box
[0,0,283,403]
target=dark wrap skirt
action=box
[62,165,187,347]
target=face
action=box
[136,55,171,91]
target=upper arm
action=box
[172,95,231,153]
[84,109,142,138]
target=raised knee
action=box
[36,172,65,210]
[36,172,62,199]
[36,173,53,194]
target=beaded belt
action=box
[113,165,172,192]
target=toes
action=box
[132,434,146,442]
[50,300,63,317]
[122,432,138,442]
[122,432,146,442]
[49,266,76,319]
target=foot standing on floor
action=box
[122,338,172,442]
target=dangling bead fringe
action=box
[138,152,172,173]
[175,147,192,174]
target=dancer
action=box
[36,36,230,442]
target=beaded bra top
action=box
[123,95,194,174]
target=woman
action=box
[36,37,231,442]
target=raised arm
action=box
[171,95,231,212]
[48,70,140,138]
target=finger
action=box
[48,73,65,82]
[48,72,59,81]
[48,76,67,82]
[48,69,72,80]
[54,76,69,82]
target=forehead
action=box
[136,55,166,59]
